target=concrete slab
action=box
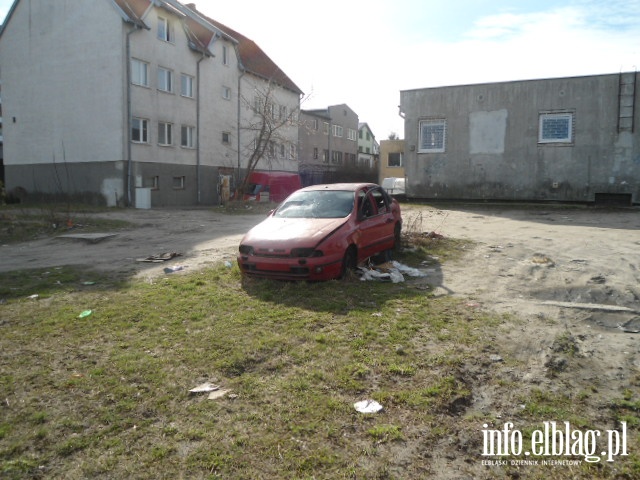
[56,233,118,243]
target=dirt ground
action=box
[3,203,640,370]
[3,203,640,475]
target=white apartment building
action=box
[0,0,302,206]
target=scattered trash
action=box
[137,252,183,263]
[354,399,383,413]
[359,261,427,283]
[208,389,232,400]
[618,317,640,333]
[224,261,233,268]
[78,310,93,319]
[489,354,504,363]
[531,254,554,266]
[82,281,96,286]
[189,382,220,394]
[27,294,39,300]
[164,265,186,274]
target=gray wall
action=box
[401,73,640,203]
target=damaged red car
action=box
[237,183,402,281]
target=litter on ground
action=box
[359,261,427,283]
[189,382,220,393]
[354,399,383,413]
[137,252,183,263]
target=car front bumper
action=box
[237,253,344,281]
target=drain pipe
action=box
[196,54,205,204]
[125,23,144,207]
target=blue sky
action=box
[1,0,638,138]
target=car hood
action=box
[242,216,348,249]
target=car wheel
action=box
[393,223,402,250]
[340,246,358,279]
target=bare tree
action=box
[237,80,304,197]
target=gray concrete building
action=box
[298,104,359,185]
[0,0,301,207]
[400,72,639,204]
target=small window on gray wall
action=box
[539,112,574,144]
[419,119,446,153]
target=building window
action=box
[158,17,174,43]
[323,149,329,163]
[348,128,357,141]
[419,118,446,153]
[312,119,319,130]
[359,129,363,139]
[132,117,149,143]
[222,45,229,65]
[222,86,231,100]
[181,125,195,148]
[222,132,230,144]
[539,112,574,143]
[331,151,343,165]
[332,125,343,138]
[388,152,403,167]
[131,59,149,87]
[313,147,318,159]
[145,175,159,190]
[181,74,194,98]
[323,122,329,135]
[158,67,173,93]
[172,176,185,190]
[158,122,173,146]
[290,144,296,160]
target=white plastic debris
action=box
[391,261,428,277]
[208,388,231,400]
[354,399,383,413]
[359,261,427,283]
[189,382,220,393]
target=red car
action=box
[237,183,402,281]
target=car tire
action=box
[393,223,402,250]
[340,246,358,279]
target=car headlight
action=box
[290,248,323,258]
[239,245,254,255]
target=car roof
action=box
[298,183,377,192]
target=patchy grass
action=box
[0,206,131,244]
[0,244,637,478]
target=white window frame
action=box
[158,122,173,146]
[181,125,196,148]
[332,125,343,138]
[222,86,231,100]
[419,118,446,153]
[180,74,194,98]
[347,128,357,141]
[157,67,173,93]
[132,117,149,143]
[538,112,574,144]
[131,59,149,87]
[157,16,174,43]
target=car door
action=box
[356,187,394,258]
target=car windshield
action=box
[274,190,355,219]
